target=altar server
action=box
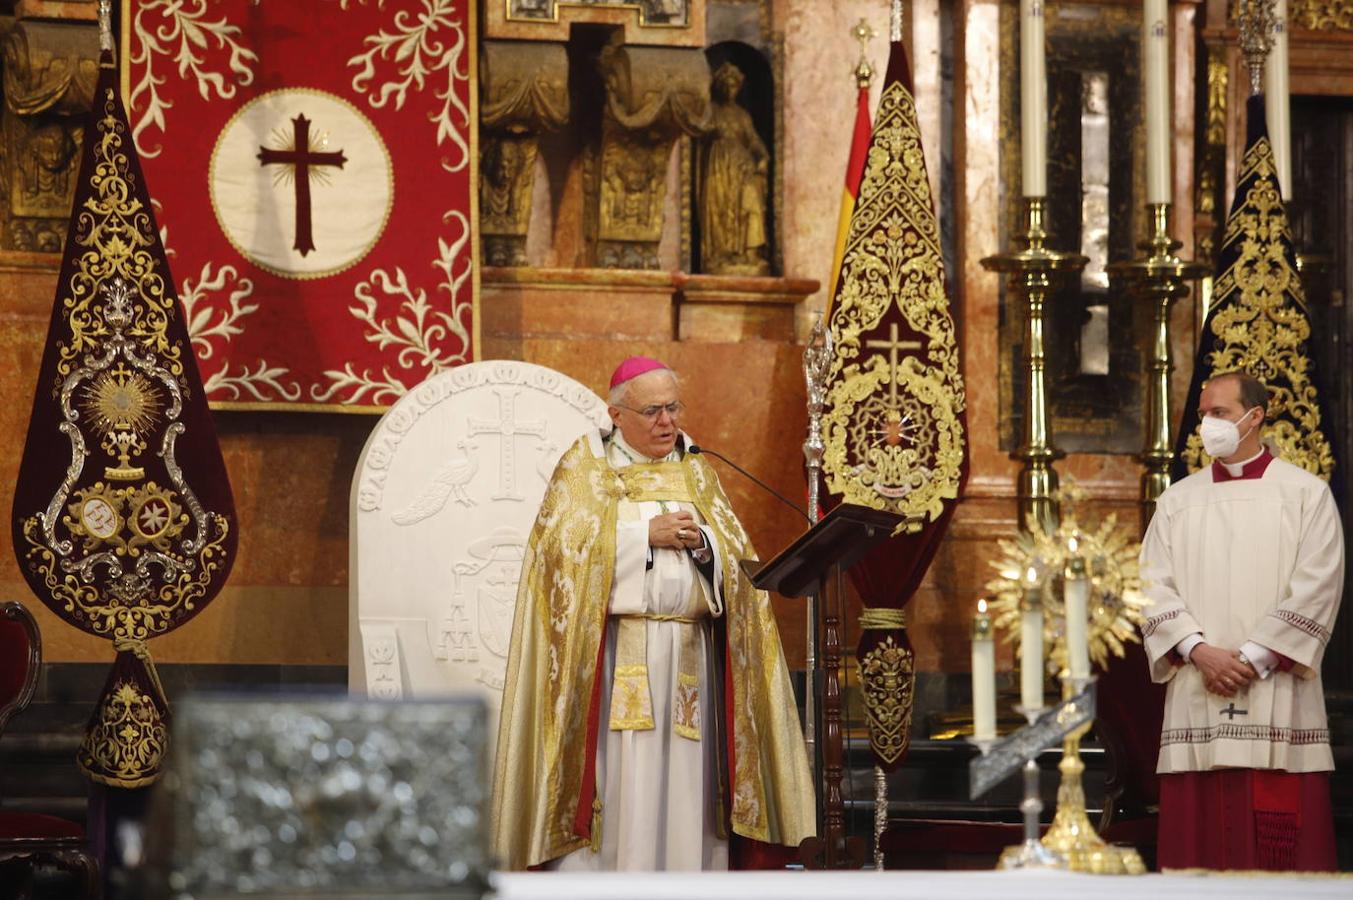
[1141,371,1341,870]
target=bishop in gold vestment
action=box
[490,359,815,871]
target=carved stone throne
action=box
[348,362,610,762]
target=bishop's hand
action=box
[649,511,700,550]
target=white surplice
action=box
[554,431,729,871]
[1140,454,1344,774]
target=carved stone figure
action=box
[1,19,99,251]
[479,40,569,267]
[589,37,710,269]
[699,62,770,276]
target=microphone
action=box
[686,443,812,525]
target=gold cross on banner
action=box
[865,322,922,405]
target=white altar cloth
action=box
[491,869,1351,900]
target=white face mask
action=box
[1199,407,1257,459]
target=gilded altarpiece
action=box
[0,14,99,252]
[480,40,569,267]
[997,2,1146,454]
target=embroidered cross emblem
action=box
[1221,702,1248,720]
[257,113,347,257]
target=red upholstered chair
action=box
[0,601,99,898]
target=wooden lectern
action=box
[747,502,907,870]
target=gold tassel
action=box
[590,796,603,852]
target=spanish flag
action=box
[825,83,873,313]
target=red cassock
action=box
[1158,769,1336,871]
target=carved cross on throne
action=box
[257,113,347,257]
[469,388,547,501]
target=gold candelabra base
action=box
[1037,723,1146,874]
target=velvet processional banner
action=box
[13,23,237,787]
[122,0,477,409]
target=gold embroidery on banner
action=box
[674,672,701,741]
[1179,135,1335,481]
[77,679,167,789]
[859,635,914,767]
[81,364,164,480]
[822,78,965,521]
[1290,0,1353,31]
[18,88,232,643]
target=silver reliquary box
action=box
[143,694,488,899]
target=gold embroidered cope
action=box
[489,436,814,869]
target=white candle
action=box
[1265,0,1292,200]
[1065,540,1091,680]
[1143,0,1171,204]
[972,599,997,741]
[1020,568,1045,712]
[1020,0,1047,197]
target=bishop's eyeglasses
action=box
[615,401,684,422]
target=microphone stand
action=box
[687,445,811,526]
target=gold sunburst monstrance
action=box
[985,482,1150,677]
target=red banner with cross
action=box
[122,0,477,409]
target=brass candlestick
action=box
[1107,204,1207,527]
[982,199,1087,534]
[1037,673,1144,874]
[985,485,1151,875]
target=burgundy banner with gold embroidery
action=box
[821,41,968,772]
[122,0,477,409]
[12,25,235,786]
[1172,94,1338,494]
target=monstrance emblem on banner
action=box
[822,63,966,526]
